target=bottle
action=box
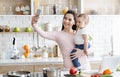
[69,0,72,10]
[42,46,48,58]
[9,6,13,15]
[48,47,53,58]
[53,45,58,57]
[53,4,57,14]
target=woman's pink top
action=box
[33,25,75,68]
[33,25,91,70]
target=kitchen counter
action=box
[0,58,63,66]
[0,57,103,74]
[0,72,120,77]
[0,56,102,66]
[0,56,120,76]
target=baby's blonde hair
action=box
[78,13,89,25]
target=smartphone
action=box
[36,9,41,15]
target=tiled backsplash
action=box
[0,15,119,58]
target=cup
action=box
[45,5,49,15]
[56,69,61,77]
[43,68,47,77]
[47,70,56,77]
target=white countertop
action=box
[0,58,63,66]
[0,56,102,66]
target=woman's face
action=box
[76,17,86,29]
[63,14,75,30]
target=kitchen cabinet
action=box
[0,0,81,15]
[34,64,64,72]
[0,0,31,15]
[0,64,64,74]
[0,58,64,74]
[0,0,119,15]
[0,57,102,74]
[0,65,34,74]
[0,63,101,74]
[34,0,81,15]
[34,0,120,15]
[0,0,81,31]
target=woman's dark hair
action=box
[61,10,77,30]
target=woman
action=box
[31,10,90,70]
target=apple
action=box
[116,65,120,71]
[13,27,21,32]
[69,67,77,75]
[117,66,120,71]
[25,27,33,32]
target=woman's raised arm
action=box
[31,15,57,41]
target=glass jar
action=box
[0,25,4,32]
[42,46,48,58]
[62,6,68,14]
[4,25,10,32]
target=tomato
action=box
[91,73,103,77]
[94,75,98,77]
[69,67,77,75]
[91,75,94,77]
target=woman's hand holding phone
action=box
[31,9,41,26]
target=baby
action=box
[71,13,90,68]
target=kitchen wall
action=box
[0,15,63,58]
[83,0,120,15]
[0,15,120,59]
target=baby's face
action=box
[76,17,86,29]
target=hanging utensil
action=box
[31,32,37,52]
[13,37,15,45]
[43,37,46,47]
[37,33,41,49]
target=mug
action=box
[47,70,56,77]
